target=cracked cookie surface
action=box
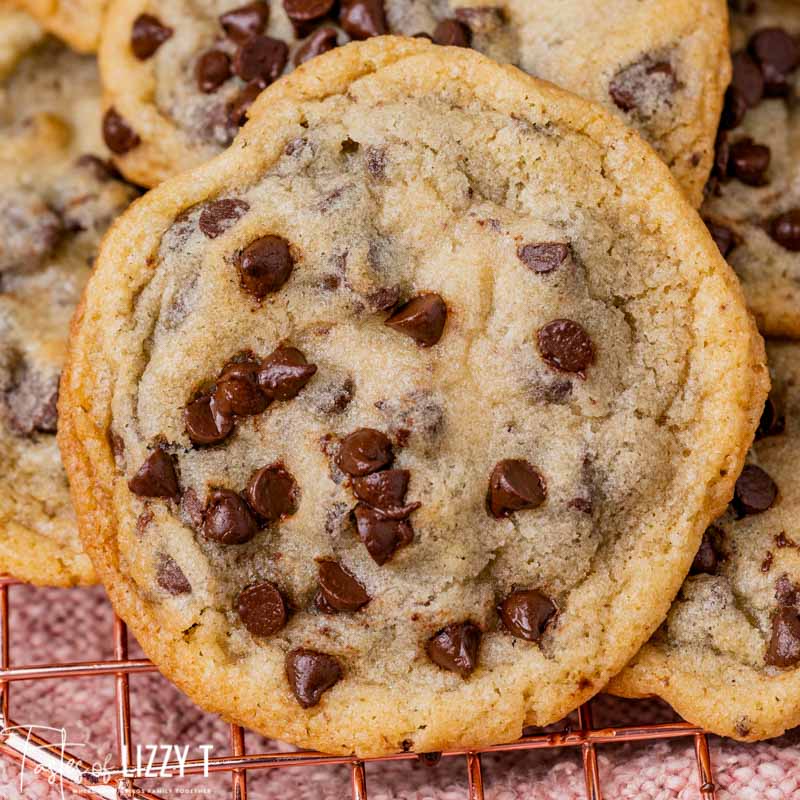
[610,341,800,742]
[60,39,765,755]
[99,0,729,202]
[0,6,139,586]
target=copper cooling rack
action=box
[0,575,720,800]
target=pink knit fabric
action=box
[1,584,799,799]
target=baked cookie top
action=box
[18,0,107,53]
[703,0,800,338]
[98,0,729,202]
[0,11,139,586]
[60,39,765,755]
[610,341,800,742]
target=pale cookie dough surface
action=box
[60,40,765,756]
[703,0,800,338]
[99,0,729,200]
[610,342,800,742]
[19,0,106,52]
[0,16,139,586]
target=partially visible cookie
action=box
[98,0,729,200]
[610,342,800,741]
[61,39,765,755]
[703,0,800,338]
[18,0,106,53]
[0,15,139,586]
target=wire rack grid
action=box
[0,575,721,800]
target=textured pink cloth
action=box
[0,584,799,799]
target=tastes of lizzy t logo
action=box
[2,721,213,798]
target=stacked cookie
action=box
[1,0,798,756]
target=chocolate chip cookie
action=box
[59,39,766,755]
[0,10,139,586]
[703,1,800,338]
[19,0,106,53]
[98,0,729,201]
[610,341,800,742]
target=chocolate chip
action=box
[102,108,140,155]
[720,87,748,131]
[180,487,205,529]
[317,560,370,611]
[227,80,263,127]
[385,294,447,347]
[156,554,191,595]
[237,235,294,299]
[776,575,800,607]
[749,28,800,97]
[128,449,179,499]
[337,428,392,476]
[246,464,297,521]
[214,361,268,417]
[609,58,676,112]
[196,50,232,93]
[233,35,288,85]
[368,286,400,311]
[283,0,334,36]
[339,0,386,39]
[185,393,234,445]
[237,581,288,636]
[537,319,595,376]
[712,130,731,180]
[734,465,778,516]
[769,209,800,251]
[705,219,738,258]
[294,27,338,66]
[728,138,770,186]
[432,19,471,47]
[488,459,546,518]
[517,243,569,273]
[766,607,800,668]
[498,590,556,642]
[0,192,63,273]
[285,648,342,707]
[219,2,270,43]
[353,504,413,564]
[731,51,764,108]
[352,469,420,518]
[690,527,722,575]
[198,198,249,239]
[202,489,259,544]
[131,13,172,59]
[757,396,786,439]
[426,622,481,677]
[257,346,317,400]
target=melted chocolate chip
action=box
[317,560,370,611]
[749,27,800,96]
[220,2,270,43]
[433,19,471,47]
[227,80,263,127]
[488,459,546,518]
[766,607,800,668]
[246,464,297,521]
[233,35,288,85]
[728,138,770,186]
[733,465,778,516]
[102,108,140,155]
[128,449,179,499]
[257,346,317,399]
[757,396,786,439]
[609,58,676,113]
[214,361,268,417]
[769,209,800,252]
[196,50,232,93]
[185,394,234,445]
[237,581,288,636]
[517,242,570,273]
[2,364,60,436]
[156,554,191,595]
[426,622,481,677]
[537,319,595,376]
[499,590,556,642]
[237,235,294,298]
[690,527,722,575]
[385,294,447,347]
[705,219,738,258]
[199,199,249,239]
[352,469,420,518]
[776,575,800,607]
[294,27,338,65]
[353,504,413,564]
[202,489,259,544]
[339,0,386,39]
[131,13,172,59]
[285,648,342,707]
[337,428,392,476]
[283,0,334,36]
[731,51,764,108]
